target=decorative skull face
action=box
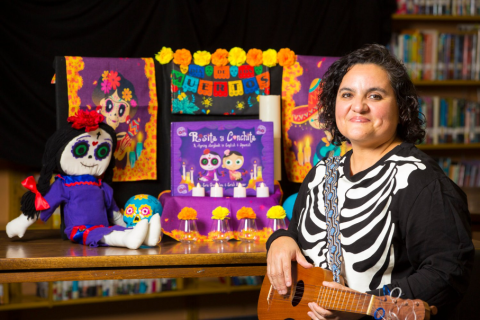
[60,128,113,176]
[230,66,238,77]
[123,194,163,228]
[199,151,222,171]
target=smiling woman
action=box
[266,44,474,320]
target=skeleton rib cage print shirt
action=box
[267,142,474,310]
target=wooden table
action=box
[0,230,267,284]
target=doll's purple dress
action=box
[40,174,126,247]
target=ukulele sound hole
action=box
[291,280,304,307]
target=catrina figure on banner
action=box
[6,110,161,249]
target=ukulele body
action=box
[258,264,338,320]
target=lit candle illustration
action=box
[182,162,186,180]
[190,167,194,183]
[304,137,311,165]
[297,141,304,166]
[254,161,257,180]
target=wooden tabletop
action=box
[0,230,267,283]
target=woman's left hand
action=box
[307,281,365,320]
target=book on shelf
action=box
[389,28,480,80]
[437,158,480,187]
[396,0,480,15]
[418,95,480,145]
[43,278,178,302]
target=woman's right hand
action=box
[267,236,313,295]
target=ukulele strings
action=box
[269,284,371,311]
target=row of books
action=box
[389,29,480,80]
[37,278,178,301]
[0,284,3,305]
[438,158,480,187]
[231,276,263,286]
[419,96,480,144]
[396,0,480,15]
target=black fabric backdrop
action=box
[0,0,396,207]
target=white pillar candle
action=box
[254,161,257,180]
[182,163,186,180]
[190,168,194,183]
[233,183,246,198]
[192,183,205,197]
[259,95,282,181]
[256,182,269,198]
[210,182,223,197]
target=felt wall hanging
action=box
[66,57,157,182]
[281,55,351,183]
[156,47,296,115]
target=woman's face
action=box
[222,154,244,170]
[335,63,399,148]
[100,90,131,129]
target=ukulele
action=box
[258,263,437,320]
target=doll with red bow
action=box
[6,110,161,249]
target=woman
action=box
[266,44,474,320]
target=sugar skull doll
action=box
[198,149,222,182]
[6,110,160,249]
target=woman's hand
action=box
[266,236,312,295]
[307,281,365,320]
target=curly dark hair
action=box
[319,44,425,146]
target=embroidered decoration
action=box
[323,156,342,283]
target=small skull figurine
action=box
[123,194,163,228]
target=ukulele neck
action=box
[316,286,373,315]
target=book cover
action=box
[171,120,274,196]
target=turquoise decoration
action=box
[205,65,214,77]
[254,66,263,75]
[136,142,143,159]
[123,194,163,228]
[183,76,200,93]
[230,66,238,77]
[282,193,298,221]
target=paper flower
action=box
[246,48,263,67]
[101,70,109,81]
[211,48,229,66]
[263,49,278,68]
[178,207,198,220]
[67,110,105,132]
[228,47,247,66]
[267,206,286,219]
[278,48,296,67]
[173,48,192,67]
[108,71,121,90]
[236,207,256,220]
[193,50,211,66]
[212,206,230,220]
[122,88,132,102]
[155,46,174,64]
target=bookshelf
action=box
[0,277,262,312]
[391,13,480,217]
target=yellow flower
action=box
[267,206,286,219]
[228,47,247,67]
[263,49,278,67]
[236,207,256,220]
[134,194,149,200]
[212,206,230,220]
[193,50,211,66]
[178,207,198,220]
[101,70,109,81]
[155,47,174,64]
[122,88,132,102]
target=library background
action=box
[1,1,480,319]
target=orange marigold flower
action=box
[246,48,263,67]
[236,207,256,220]
[173,49,192,66]
[211,48,229,66]
[178,207,198,220]
[278,48,296,67]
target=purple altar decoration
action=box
[159,183,284,242]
